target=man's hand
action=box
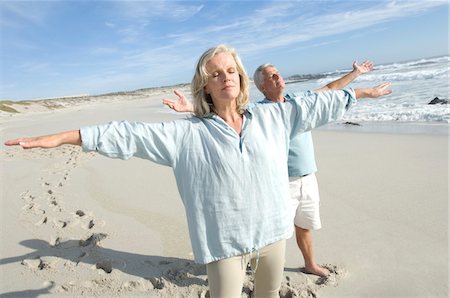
[162,90,194,113]
[316,60,375,91]
[353,60,374,75]
[355,82,392,99]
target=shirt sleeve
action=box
[80,120,185,167]
[286,88,356,135]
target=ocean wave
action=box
[293,56,449,84]
[345,104,450,123]
[375,55,449,70]
[257,55,449,124]
[318,68,448,83]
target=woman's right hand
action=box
[4,130,81,149]
[162,90,194,113]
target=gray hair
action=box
[253,63,274,92]
[191,44,250,117]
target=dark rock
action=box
[343,121,361,126]
[428,97,449,104]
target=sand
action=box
[0,88,448,297]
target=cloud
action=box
[109,1,205,43]
[2,0,447,100]
[116,1,204,21]
[0,1,53,27]
[110,0,445,62]
[105,22,116,28]
[172,0,447,56]
[91,47,119,55]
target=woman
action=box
[5,44,391,297]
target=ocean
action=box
[249,55,449,135]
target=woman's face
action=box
[204,52,241,105]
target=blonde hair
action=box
[191,44,250,117]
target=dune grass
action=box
[0,100,32,113]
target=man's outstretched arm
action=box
[315,60,374,91]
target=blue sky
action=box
[0,0,448,101]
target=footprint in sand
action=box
[34,216,48,226]
[22,257,46,270]
[49,236,60,247]
[121,280,148,291]
[199,289,210,298]
[79,233,108,247]
[95,261,113,274]
[85,219,95,230]
[51,219,68,229]
[22,202,36,211]
[20,191,35,202]
[148,277,165,290]
[314,264,347,286]
[75,210,85,217]
[49,198,58,206]
[279,284,299,298]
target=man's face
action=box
[260,66,285,97]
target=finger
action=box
[174,90,184,99]
[4,137,36,147]
[362,61,373,69]
[162,99,174,106]
[5,138,36,149]
[19,141,34,149]
[378,82,392,95]
[379,82,392,89]
[4,138,23,146]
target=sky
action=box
[0,0,448,101]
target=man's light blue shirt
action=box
[80,88,356,264]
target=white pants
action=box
[289,173,322,230]
[206,239,286,298]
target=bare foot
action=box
[304,264,330,277]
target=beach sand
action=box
[0,89,448,297]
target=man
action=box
[252,61,373,276]
[163,61,374,277]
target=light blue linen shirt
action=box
[80,88,356,264]
[260,90,318,177]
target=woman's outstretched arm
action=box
[4,130,81,149]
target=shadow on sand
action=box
[0,235,207,297]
